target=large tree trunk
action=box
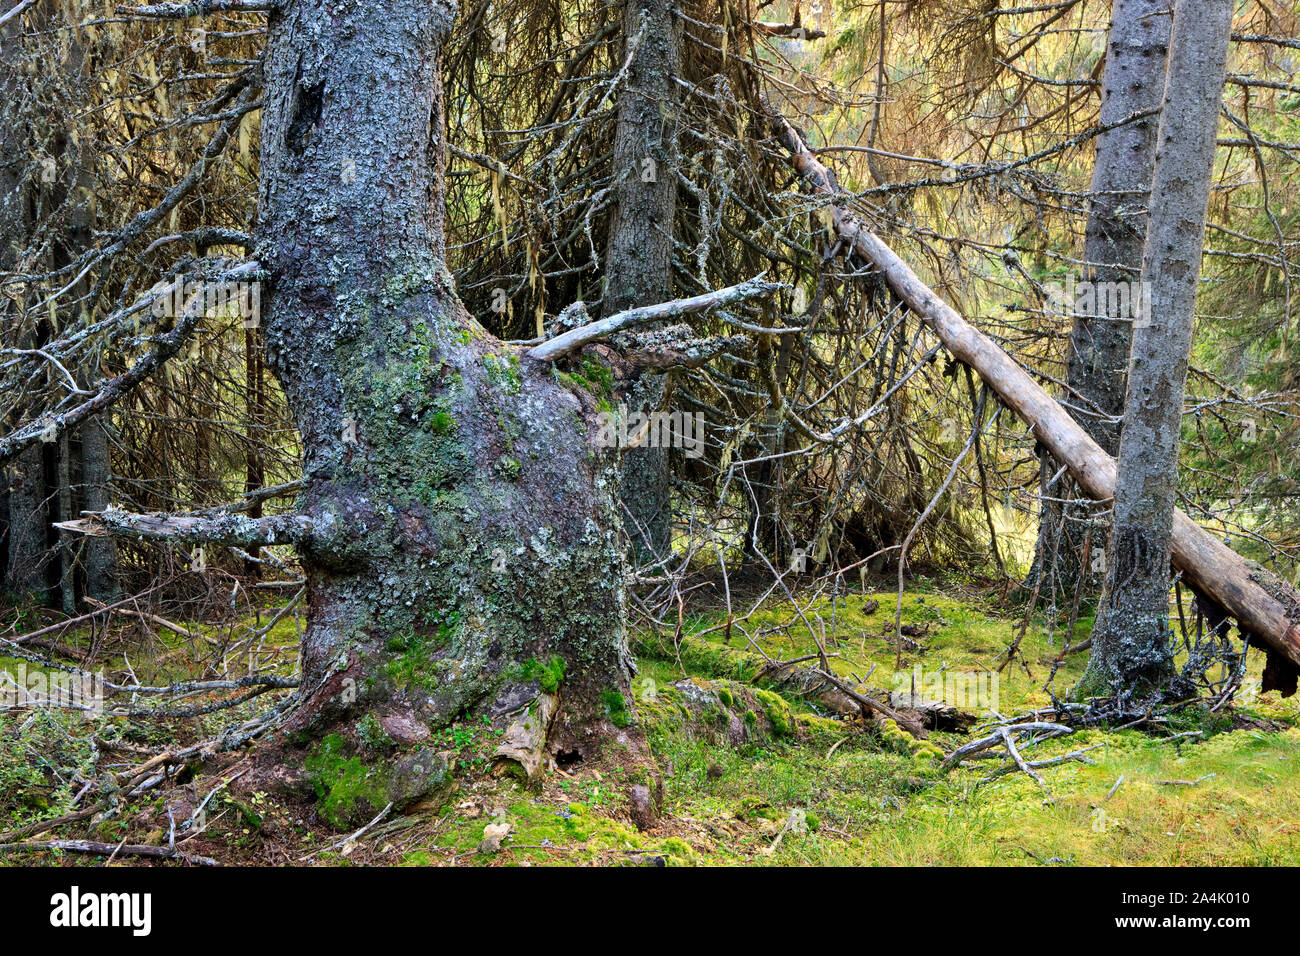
[256,0,634,807]
[605,0,681,563]
[1081,0,1236,698]
[1031,0,1170,598]
[771,107,1300,683]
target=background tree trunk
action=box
[1031,0,1169,601]
[606,0,681,563]
[257,0,634,806]
[1,8,116,605]
[1082,0,1235,698]
[243,326,264,579]
[5,446,48,599]
[0,11,47,600]
[79,414,118,600]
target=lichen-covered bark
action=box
[1031,0,1169,597]
[1082,0,1234,698]
[1072,0,1169,457]
[605,0,681,562]
[256,0,634,809]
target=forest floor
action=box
[2,581,1299,866]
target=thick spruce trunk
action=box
[1081,0,1235,698]
[1030,0,1169,600]
[606,0,681,563]
[256,0,634,809]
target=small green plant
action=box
[305,734,387,827]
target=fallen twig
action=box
[0,839,218,865]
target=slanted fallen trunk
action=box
[770,111,1300,686]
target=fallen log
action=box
[770,109,1300,685]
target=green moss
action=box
[878,718,916,755]
[795,713,843,736]
[513,655,566,694]
[431,410,455,434]
[716,683,735,708]
[305,734,387,827]
[578,357,612,396]
[753,688,794,737]
[635,631,764,683]
[384,616,458,689]
[602,688,631,728]
[554,356,614,400]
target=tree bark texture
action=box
[1083,0,1236,696]
[255,0,635,806]
[1032,0,1170,598]
[605,0,681,562]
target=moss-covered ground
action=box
[2,585,1297,866]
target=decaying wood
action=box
[493,693,558,784]
[0,838,218,865]
[888,692,977,732]
[940,721,1073,771]
[770,109,1300,686]
[54,507,319,548]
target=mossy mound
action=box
[306,732,455,826]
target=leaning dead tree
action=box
[770,109,1300,690]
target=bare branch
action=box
[526,275,783,362]
[114,0,275,18]
[753,22,826,39]
[0,261,261,464]
[55,506,318,550]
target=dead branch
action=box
[526,276,784,362]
